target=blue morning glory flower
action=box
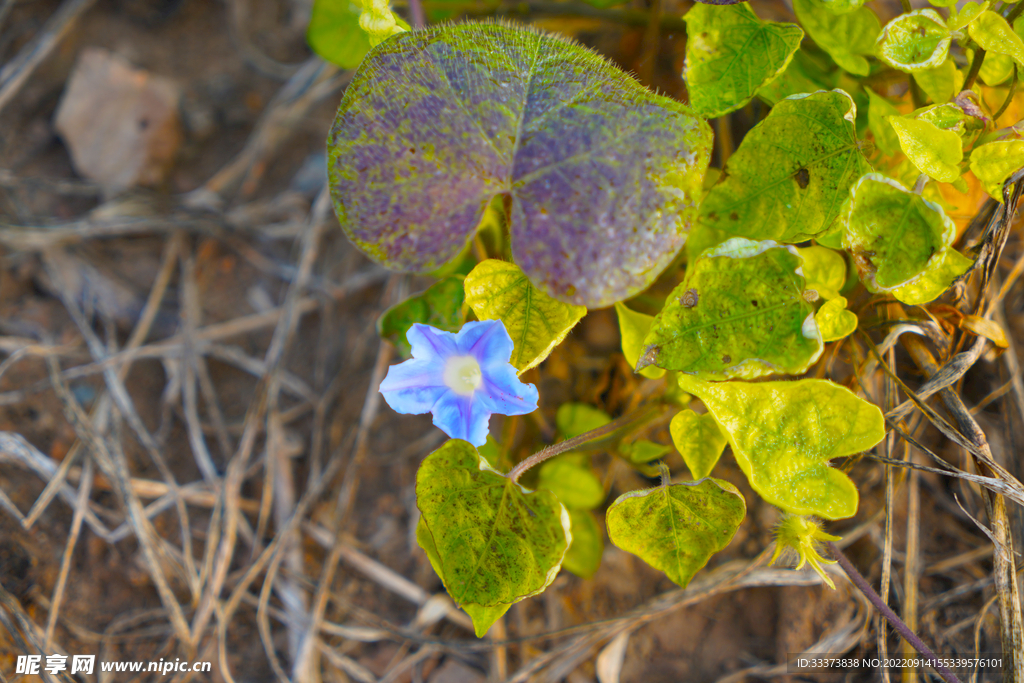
[379,320,539,446]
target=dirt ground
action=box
[0,0,1021,682]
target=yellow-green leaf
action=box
[970,140,1024,201]
[606,479,746,587]
[538,457,605,510]
[614,303,665,379]
[969,11,1024,68]
[678,375,885,519]
[619,439,672,465]
[913,59,959,104]
[845,174,972,305]
[683,3,803,118]
[562,509,603,578]
[866,88,902,156]
[670,409,728,480]
[377,276,465,357]
[793,0,880,76]
[640,239,823,380]
[946,1,988,33]
[887,115,963,182]
[797,246,847,300]
[556,402,611,439]
[465,259,586,373]
[698,90,872,243]
[815,296,858,341]
[876,9,952,72]
[416,440,570,615]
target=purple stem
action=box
[408,0,425,29]
[827,542,963,683]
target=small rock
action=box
[54,48,182,197]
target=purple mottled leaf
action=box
[328,23,712,307]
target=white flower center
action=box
[443,355,483,396]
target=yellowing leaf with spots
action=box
[606,479,745,587]
[678,375,885,519]
[416,440,570,635]
[876,9,952,72]
[615,302,665,379]
[639,239,823,380]
[465,259,586,373]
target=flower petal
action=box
[479,363,539,415]
[457,320,514,363]
[431,392,491,446]
[408,323,459,361]
[379,358,448,414]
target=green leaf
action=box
[462,602,511,637]
[417,517,511,636]
[797,246,847,300]
[416,440,571,615]
[377,276,465,357]
[946,1,988,33]
[562,509,603,578]
[619,439,672,465]
[976,49,1017,86]
[793,0,880,76]
[464,259,586,373]
[913,59,958,104]
[538,457,605,510]
[670,409,728,480]
[815,295,858,341]
[639,239,822,380]
[606,479,746,588]
[887,116,963,182]
[818,0,865,13]
[845,173,972,305]
[758,49,838,106]
[970,140,1024,201]
[556,402,611,439]
[866,88,902,156]
[915,103,981,137]
[682,3,803,118]
[678,375,885,519]
[329,23,713,308]
[969,11,1024,68]
[614,303,665,379]
[876,9,952,73]
[699,90,872,243]
[307,0,409,69]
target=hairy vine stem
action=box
[827,542,964,683]
[507,403,662,483]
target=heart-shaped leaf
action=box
[887,115,962,182]
[970,140,1024,201]
[377,276,466,357]
[683,3,803,118]
[670,409,728,480]
[639,239,823,380]
[678,375,885,519]
[606,479,745,587]
[792,0,880,76]
[698,90,872,243]
[815,296,858,341]
[538,456,605,510]
[845,173,972,304]
[307,0,409,69]
[562,509,603,578]
[876,9,952,72]
[328,23,712,308]
[464,259,586,373]
[556,402,611,438]
[614,303,665,379]
[969,11,1024,68]
[416,440,571,615]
